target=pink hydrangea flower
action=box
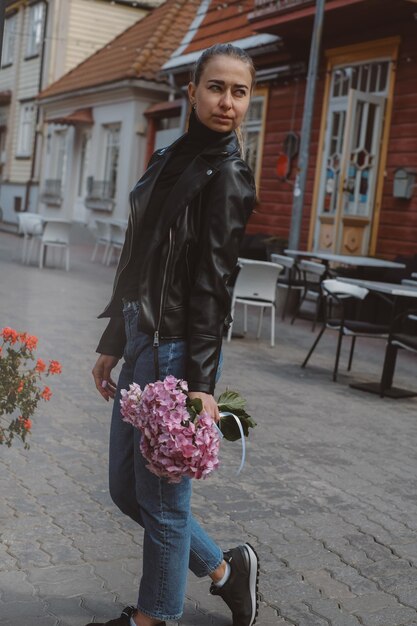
[120,377,220,483]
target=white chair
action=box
[90,219,112,263]
[271,253,304,320]
[39,221,71,271]
[106,221,127,266]
[18,213,44,264]
[227,259,284,347]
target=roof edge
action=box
[38,78,172,105]
[162,33,281,73]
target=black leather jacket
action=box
[97,130,256,394]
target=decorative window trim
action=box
[102,123,121,200]
[24,2,45,60]
[16,102,36,158]
[242,87,268,188]
[1,14,17,67]
[23,53,41,62]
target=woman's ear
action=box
[188,82,196,106]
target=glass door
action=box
[313,59,389,254]
[335,89,386,254]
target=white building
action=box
[0,0,161,226]
[36,0,198,227]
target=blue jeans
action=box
[109,300,223,621]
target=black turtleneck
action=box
[142,111,231,226]
[122,112,232,300]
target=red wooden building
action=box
[163,0,417,259]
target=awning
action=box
[0,91,12,105]
[46,107,94,126]
[144,98,183,118]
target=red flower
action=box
[24,334,38,351]
[18,415,32,431]
[2,327,18,344]
[17,380,24,393]
[48,360,62,375]
[41,386,52,401]
[35,358,46,373]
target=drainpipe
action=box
[0,2,5,67]
[288,0,326,250]
[24,0,48,212]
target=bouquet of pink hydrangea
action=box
[120,375,255,483]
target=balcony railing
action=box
[40,179,62,207]
[85,178,115,212]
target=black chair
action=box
[302,279,391,382]
[270,253,304,320]
[380,309,417,397]
[291,259,327,330]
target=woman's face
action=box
[188,55,252,133]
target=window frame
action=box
[242,87,268,188]
[51,129,68,184]
[102,123,121,199]
[16,102,36,158]
[25,2,45,60]
[1,13,17,67]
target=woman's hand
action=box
[92,354,119,401]
[188,391,220,423]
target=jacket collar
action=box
[131,130,241,252]
[155,128,240,160]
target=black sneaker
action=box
[210,543,259,626]
[85,606,166,626]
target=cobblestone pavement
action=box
[1,229,417,626]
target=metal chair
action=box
[291,259,327,330]
[90,219,112,263]
[271,253,304,320]
[227,259,284,347]
[106,221,127,266]
[18,213,44,264]
[302,279,390,381]
[39,221,71,271]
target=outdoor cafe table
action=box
[284,250,406,270]
[338,277,417,398]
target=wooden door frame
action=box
[307,36,400,254]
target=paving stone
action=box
[302,569,356,599]
[305,599,363,626]
[359,607,417,626]
[340,593,403,613]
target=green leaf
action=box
[186,397,203,422]
[219,412,257,442]
[217,389,247,411]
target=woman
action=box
[91,44,258,626]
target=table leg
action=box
[350,344,416,398]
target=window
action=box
[78,132,91,196]
[52,130,68,184]
[17,102,36,157]
[1,14,17,66]
[242,89,267,186]
[25,3,45,58]
[0,127,6,180]
[103,124,120,199]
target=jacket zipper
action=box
[153,226,175,349]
